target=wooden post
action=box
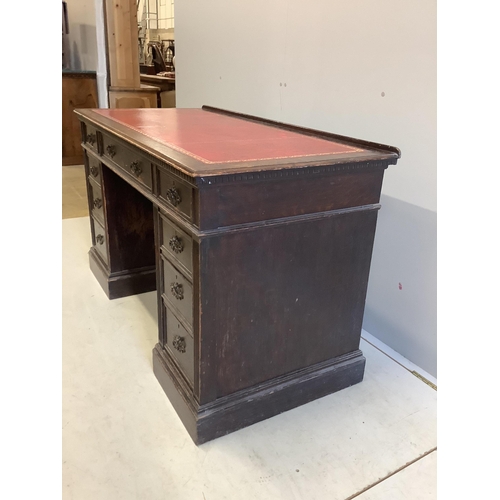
[105,0,140,88]
[105,0,158,108]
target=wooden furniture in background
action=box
[140,64,156,75]
[105,0,157,109]
[62,71,98,165]
[140,74,176,108]
[75,106,400,444]
[109,84,161,109]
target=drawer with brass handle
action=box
[88,177,104,225]
[164,302,194,385]
[84,123,99,154]
[160,214,193,276]
[87,153,102,185]
[162,256,193,326]
[157,167,193,221]
[91,216,108,265]
[102,133,152,191]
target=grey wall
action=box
[364,196,437,375]
[64,0,108,107]
[65,0,98,71]
[175,0,437,376]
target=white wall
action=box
[94,0,109,108]
[176,0,437,376]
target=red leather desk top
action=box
[94,108,365,165]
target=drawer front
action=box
[92,217,108,265]
[162,257,193,326]
[164,303,194,385]
[161,215,193,276]
[102,133,152,190]
[157,168,193,221]
[88,177,104,225]
[84,123,99,154]
[87,154,102,185]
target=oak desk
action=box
[75,106,400,444]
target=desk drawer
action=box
[162,257,193,326]
[161,215,193,276]
[92,217,108,265]
[102,133,152,190]
[164,303,194,385]
[87,154,102,185]
[88,177,104,225]
[84,123,99,154]
[157,168,193,221]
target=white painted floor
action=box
[62,217,437,500]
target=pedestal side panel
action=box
[199,209,379,399]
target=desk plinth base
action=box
[89,249,156,299]
[153,343,366,445]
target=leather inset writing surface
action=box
[94,108,364,164]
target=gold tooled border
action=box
[95,110,365,164]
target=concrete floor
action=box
[62,213,437,499]
[62,165,88,219]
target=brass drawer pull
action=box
[173,335,186,353]
[129,161,142,176]
[168,235,184,254]
[90,165,98,177]
[87,133,96,145]
[93,198,103,209]
[96,234,104,245]
[166,187,181,206]
[106,144,116,158]
[170,282,184,300]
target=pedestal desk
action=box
[75,106,400,444]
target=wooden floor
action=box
[62,165,88,219]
